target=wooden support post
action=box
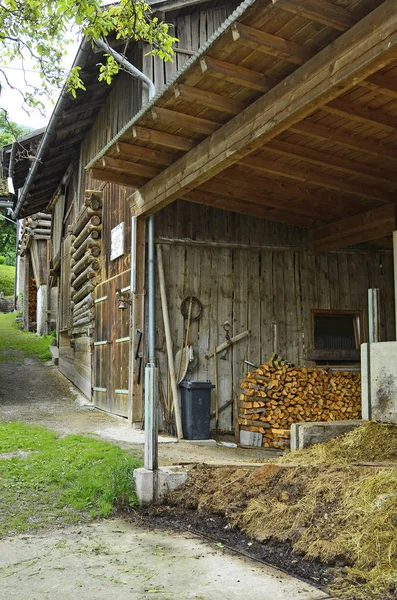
[393,231,397,341]
[128,216,146,424]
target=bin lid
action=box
[179,381,215,389]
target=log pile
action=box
[18,212,51,257]
[28,277,37,324]
[239,360,361,449]
[70,191,103,333]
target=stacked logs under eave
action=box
[70,191,103,332]
[239,361,361,450]
[18,212,51,256]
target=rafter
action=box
[309,203,397,251]
[130,125,195,151]
[325,99,397,132]
[101,157,161,179]
[199,177,331,221]
[231,22,314,65]
[92,168,144,189]
[290,120,397,160]
[127,0,397,217]
[361,73,397,99]
[265,138,397,184]
[174,83,247,115]
[271,0,358,32]
[114,142,175,167]
[200,56,277,92]
[151,106,220,135]
[184,189,316,228]
[240,154,394,203]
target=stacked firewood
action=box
[28,277,37,324]
[239,360,361,449]
[70,191,102,333]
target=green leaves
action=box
[0,0,178,111]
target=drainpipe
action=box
[12,38,92,219]
[98,38,159,473]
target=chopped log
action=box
[73,314,94,328]
[72,267,97,291]
[72,224,101,251]
[84,190,103,210]
[72,282,95,304]
[71,294,93,313]
[239,360,361,448]
[72,236,101,264]
[72,209,101,237]
[71,253,100,277]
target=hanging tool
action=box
[220,321,232,360]
[213,344,219,432]
[205,329,250,360]
[176,295,202,383]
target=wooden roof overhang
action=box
[88,0,397,252]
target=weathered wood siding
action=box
[154,201,395,431]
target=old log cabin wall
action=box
[55,2,239,411]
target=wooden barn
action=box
[10,0,397,437]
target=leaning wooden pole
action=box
[156,244,183,439]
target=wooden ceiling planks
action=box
[89,0,397,250]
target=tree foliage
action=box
[0,0,178,110]
[0,110,31,147]
[0,215,16,266]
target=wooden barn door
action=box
[93,270,131,417]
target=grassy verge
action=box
[0,264,15,296]
[0,422,142,537]
[0,312,52,361]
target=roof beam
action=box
[271,0,358,32]
[361,73,397,99]
[131,125,195,151]
[265,138,397,184]
[151,106,220,135]
[174,83,247,115]
[231,22,314,65]
[309,203,397,251]
[240,154,394,203]
[184,189,315,228]
[290,120,397,161]
[200,56,277,92]
[91,168,144,189]
[128,0,397,217]
[101,157,161,179]
[325,99,397,132]
[115,142,175,167]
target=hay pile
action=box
[171,423,397,599]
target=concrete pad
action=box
[0,519,330,600]
[93,425,177,445]
[290,420,363,451]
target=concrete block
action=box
[239,430,263,447]
[133,466,188,507]
[291,420,363,451]
[361,341,397,424]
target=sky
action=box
[1,40,80,131]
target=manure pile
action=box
[171,423,397,600]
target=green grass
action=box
[0,422,142,536]
[0,264,15,296]
[0,312,52,361]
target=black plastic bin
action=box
[179,381,214,440]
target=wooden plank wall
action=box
[155,201,395,431]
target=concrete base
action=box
[362,342,397,423]
[290,420,363,451]
[133,466,188,506]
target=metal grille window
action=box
[308,310,363,366]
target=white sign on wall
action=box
[110,222,125,261]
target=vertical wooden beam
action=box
[393,231,397,340]
[128,216,146,424]
[23,253,30,331]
